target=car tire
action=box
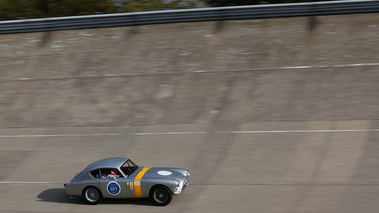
[150,186,172,206]
[83,187,103,205]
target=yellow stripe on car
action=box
[134,167,151,198]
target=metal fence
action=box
[1,0,379,34]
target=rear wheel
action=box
[150,186,172,206]
[83,187,103,205]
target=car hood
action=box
[138,167,188,180]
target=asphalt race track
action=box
[1,13,379,213]
[1,121,379,213]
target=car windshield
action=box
[121,159,138,177]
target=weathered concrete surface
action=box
[1,14,379,127]
[0,67,379,127]
[0,121,378,213]
[1,14,379,78]
[0,12,379,213]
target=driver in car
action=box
[107,169,119,178]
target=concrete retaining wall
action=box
[0,13,378,127]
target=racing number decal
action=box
[134,167,151,198]
[107,181,121,195]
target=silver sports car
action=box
[64,157,189,206]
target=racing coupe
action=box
[64,157,189,206]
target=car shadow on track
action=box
[37,188,154,206]
[37,188,83,205]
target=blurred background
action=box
[0,0,337,21]
[1,0,379,212]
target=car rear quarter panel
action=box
[66,171,94,196]
[65,180,100,197]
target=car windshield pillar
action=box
[121,159,139,177]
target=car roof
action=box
[85,157,129,171]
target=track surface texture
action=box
[1,13,379,213]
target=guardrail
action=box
[1,0,379,34]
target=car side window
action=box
[99,168,124,179]
[90,169,101,178]
[89,168,125,179]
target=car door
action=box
[99,168,129,199]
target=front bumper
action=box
[174,179,189,195]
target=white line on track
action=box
[0,133,123,138]
[0,181,62,184]
[2,181,379,186]
[0,129,378,138]
[2,62,379,81]
[227,129,379,134]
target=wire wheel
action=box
[83,187,102,204]
[150,186,172,206]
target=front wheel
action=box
[83,187,103,205]
[150,186,172,206]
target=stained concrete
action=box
[0,13,379,213]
